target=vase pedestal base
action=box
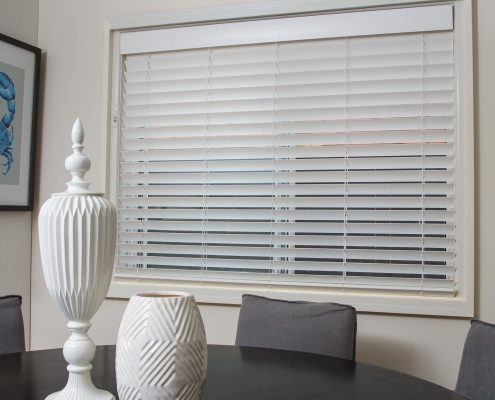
[45,321,115,400]
[46,382,114,400]
[45,367,114,400]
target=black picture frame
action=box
[0,32,40,211]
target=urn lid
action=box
[52,118,102,197]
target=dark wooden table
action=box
[0,345,464,399]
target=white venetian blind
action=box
[115,11,457,294]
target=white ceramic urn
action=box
[116,292,207,400]
[38,119,117,400]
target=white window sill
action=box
[107,278,473,318]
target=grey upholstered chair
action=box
[0,295,25,354]
[235,294,357,360]
[456,320,495,400]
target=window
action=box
[108,1,473,316]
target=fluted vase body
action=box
[39,194,117,322]
[38,193,117,400]
[116,292,207,400]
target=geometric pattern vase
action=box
[38,119,117,400]
[116,292,207,400]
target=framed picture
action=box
[0,33,40,211]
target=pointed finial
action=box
[64,118,91,194]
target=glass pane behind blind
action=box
[117,31,456,293]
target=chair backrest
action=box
[0,295,25,354]
[456,319,495,400]
[235,294,357,360]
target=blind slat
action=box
[120,155,454,172]
[119,232,455,251]
[119,195,454,210]
[119,220,454,236]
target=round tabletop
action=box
[0,345,464,400]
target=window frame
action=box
[103,0,474,317]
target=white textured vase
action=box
[116,292,207,400]
[38,119,117,400]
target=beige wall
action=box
[31,0,494,390]
[0,0,39,349]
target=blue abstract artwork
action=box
[0,71,15,176]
